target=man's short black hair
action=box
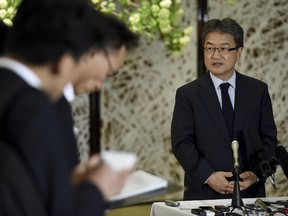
[86,9,139,54]
[202,18,244,48]
[3,0,138,65]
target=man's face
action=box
[73,45,127,95]
[203,32,243,81]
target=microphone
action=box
[230,140,244,209]
[231,140,239,168]
[248,129,277,190]
[255,198,272,213]
[260,158,278,191]
[275,146,288,180]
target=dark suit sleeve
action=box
[171,88,215,191]
[248,83,278,180]
[75,182,107,216]
[259,84,278,156]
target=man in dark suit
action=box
[171,18,278,200]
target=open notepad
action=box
[109,170,169,202]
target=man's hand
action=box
[71,154,132,200]
[207,171,234,194]
[71,154,103,186]
[86,162,131,199]
[238,171,258,190]
[226,171,258,192]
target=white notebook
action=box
[109,170,169,202]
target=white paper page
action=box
[109,170,169,202]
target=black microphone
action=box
[275,145,288,180]
[248,129,277,190]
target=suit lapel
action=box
[196,73,231,143]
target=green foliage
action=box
[90,0,193,53]
[0,0,194,53]
[0,0,19,26]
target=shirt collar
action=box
[0,57,42,89]
[63,83,75,102]
[209,71,236,90]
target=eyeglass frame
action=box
[203,47,239,55]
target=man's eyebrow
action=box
[205,41,231,46]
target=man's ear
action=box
[236,47,243,61]
[52,54,76,76]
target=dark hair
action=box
[3,0,98,64]
[0,20,9,55]
[202,18,244,47]
[3,0,138,65]
[85,11,139,54]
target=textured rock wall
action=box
[72,0,288,197]
[100,0,198,185]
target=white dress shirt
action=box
[209,71,236,109]
[0,57,41,89]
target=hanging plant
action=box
[0,0,193,53]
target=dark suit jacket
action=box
[0,68,106,216]
[54,96,80,171]
[171,72,278,200]
[0,140,46,216]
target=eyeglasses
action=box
[203,47,239,55]
[103,49,118,77]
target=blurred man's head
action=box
[1,0,107,99]
[72,45,127,95]
[2,0,138,98]
[72,12,139,94]
[4,0,100,66]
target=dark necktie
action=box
[220,83,234,140]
